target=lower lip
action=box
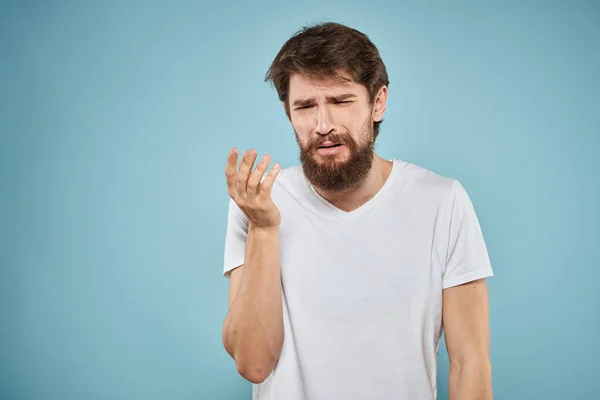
[316,145,344,156]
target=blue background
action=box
[1,1,599,399]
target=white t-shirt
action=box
[223,159,494,400]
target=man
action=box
[221,22,493,400]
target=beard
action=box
[296,119,375,192]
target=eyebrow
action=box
[292,93,357,108]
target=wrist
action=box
[248,224,280,235]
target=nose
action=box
[315,106,335,136]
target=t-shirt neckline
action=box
[301,158,400,219]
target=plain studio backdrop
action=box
[1,1,598,399]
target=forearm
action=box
[223,226,283,382]
[449,359,493,400]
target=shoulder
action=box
[392,159,458,200]
[273,164,303,184]
[389,160,471,226]
[269,164,307,200]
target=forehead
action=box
[288,71,366,100]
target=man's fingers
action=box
[236,149,258,198]
[225,148,239,197]
[259,163,281,197]
[247,154,271,194]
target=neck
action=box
[313,154,393,212]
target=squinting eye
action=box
[295,102,350,111]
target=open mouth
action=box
[318,143,343,149]
[315,142,345,156]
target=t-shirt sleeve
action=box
[442,180,494,289]
[223,198,249,278]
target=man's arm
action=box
[443,278,493,399]
[222,227,284,384]
[221,149,284,384]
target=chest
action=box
[278,210,443,324]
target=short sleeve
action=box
[442,180,494,289]
[223,198,249,278]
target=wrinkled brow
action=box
[292,93,357,108]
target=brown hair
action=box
[264,22,390,138]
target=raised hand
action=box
[225,148,281,230]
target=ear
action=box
[371,85,388,123]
